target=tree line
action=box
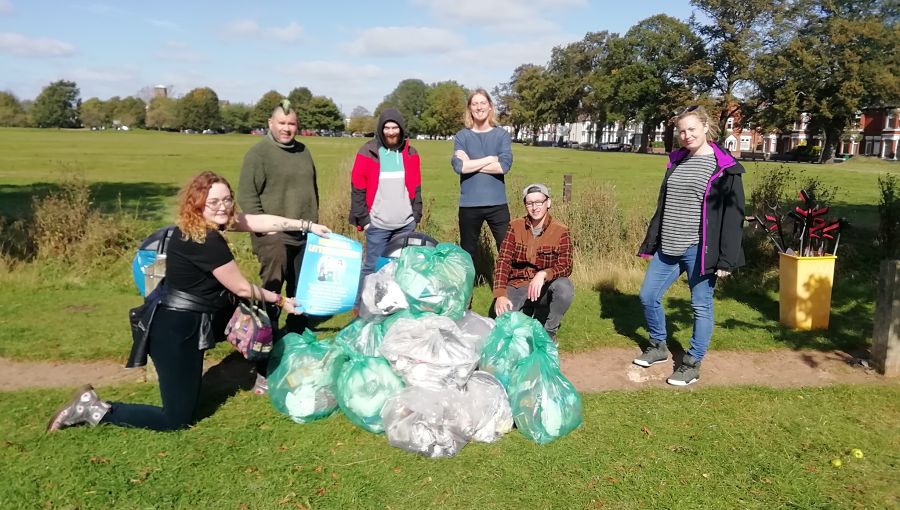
[0,82,346,134]
[0,0,895,160]
[494,0,897,162]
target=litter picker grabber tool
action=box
[752,215,785,253]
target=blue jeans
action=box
[358,222,416,302]
[638,245,717,361]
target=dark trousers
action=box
[458,205,510,260]
[251,234,306,376]
[102,308,204,431]
[503,277,575,334]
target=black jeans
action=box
[251,233,307,376]
[102,308,205,431]
[458,204,510,261]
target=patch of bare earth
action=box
[1,348,895,392]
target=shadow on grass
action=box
[596,285,692,356]
[0,182,178,221]
[715,268,873,355]
[195,351,254,421]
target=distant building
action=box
[153,85,168,99]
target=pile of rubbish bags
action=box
[266,242,583,457]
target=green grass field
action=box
[1,128,899,509]
[0,127,897,361]
[2,384,897,509]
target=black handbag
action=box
[126,284,162,368]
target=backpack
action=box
[131,225,176,297]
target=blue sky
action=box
[0,0,698,114]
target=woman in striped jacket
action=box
[632,105,746,386]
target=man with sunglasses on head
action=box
[491,183,574,342]
[238,99,319,394]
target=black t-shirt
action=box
[165,227,234,302]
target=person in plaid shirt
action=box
[492,183,574,342]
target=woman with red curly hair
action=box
[48,171,332,432]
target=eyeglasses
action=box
[678,105,700,115]
[525,199,548,208]
[206,197,234,209]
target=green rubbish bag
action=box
[334,344,405,434]
[508,349,582,445]
[479,311,559,390]
[267,330,345,424]
[394,243,475,321]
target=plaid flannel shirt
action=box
[492,214,573,298]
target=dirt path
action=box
[1,347,893,392]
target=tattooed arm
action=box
[232,213,332,237]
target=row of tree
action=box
[492,0,898,162]
[346,79,470,138]
[0,82,346,133]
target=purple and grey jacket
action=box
[638,142,746,275]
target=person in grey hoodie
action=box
[349,108,423,301]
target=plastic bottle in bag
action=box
[507,350,583,445]
[334,344,405,434]
[381,385,474,458]
[267,331,344,424]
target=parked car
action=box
[599,142,621,151]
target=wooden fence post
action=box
[872,259,900,376]
[563,174,572,203]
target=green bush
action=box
[877,173,900,259]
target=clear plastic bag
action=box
[267,331,344,424]
[507,350,583,445]
[393,243,475,321]
[455,311,495,355]
[359,261,408,320]
[463,371,513,443]
[479,312,559,390]
[334,347,405,434]
[381,385,473,458]
[380,314,480,390]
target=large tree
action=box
[546,31,617,145]
[690,0,779,138]
[754,0,899,162]
[287,87,313,111]
[146,96,178,131]
[220,102,253,133]
[177,87,221,131]
[302,96,344,132]
[420,81,467,137]
[503,64,554,143]
[116,96,146,128]
[79,97,107,128]
[347,105,375,135]
[383,79,430,135]
[31,80,80,128]
[252,90,284,128]
[607,15,710,152]
[0,91,28,127]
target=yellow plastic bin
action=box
[778,252,837,330]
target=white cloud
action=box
[223,19,260,39]
[345,26,463,57]
[0,32,76,57]
[284,60,384,81]
[71,66,140,83]
[221,19,305,43]
[153,41,205,63]
[270,22,303,42]
[412,0,586,35]
[146,18,182,32]
[0,0,14,15]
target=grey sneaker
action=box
[667,356,701,386]
[47,384,110,432]
[633,342,668,367]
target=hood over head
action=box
[375,108,406,150]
